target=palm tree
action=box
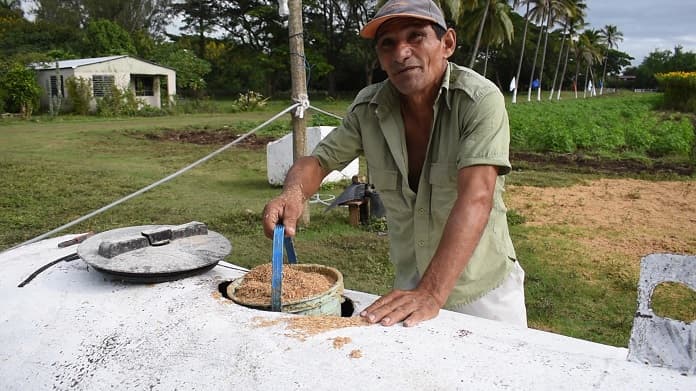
[460,0,514,74]
[577,29,603,98]
[468,0,491,68]
[526,4,546,101]
[0,0,21,10]
[535,0,574,101]
[598,24,623,94]
[555,4,586,99]
[548,0,585,99]
[511,0,532,104]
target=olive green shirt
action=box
[312,62,517,307]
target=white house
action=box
[32,55,176,110]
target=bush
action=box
[647,116,695,157]
[0,62,41,118]
[96,85,142,117]
[656,72,696,113]
[65,76,92,115]
[229,91,269,112]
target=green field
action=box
[1,92,694,347]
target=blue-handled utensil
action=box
[271,224,298,311]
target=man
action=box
[262,0,527,327]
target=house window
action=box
[50,75,64,97]
[134,76,154,96]
[92,75,115,97]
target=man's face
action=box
[374,19,454,98]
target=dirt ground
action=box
[506,178,696,264]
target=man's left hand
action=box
[360,288,441,327]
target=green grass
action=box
[1,93,694,347]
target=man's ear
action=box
[442,28,456,58]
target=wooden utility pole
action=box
[288,0,310,225]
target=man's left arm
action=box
[361,164,498,326]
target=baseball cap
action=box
[360,0,447,39]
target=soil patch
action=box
[506,178,696,264]
[138,129,274,149]
[512,152,694,176]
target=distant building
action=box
[31,55,176,111]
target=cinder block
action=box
[266,126,359,186]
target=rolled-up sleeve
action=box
[456,90,511,175]
[311,110,364,173]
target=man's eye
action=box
[409,32,426,43]
[378,40,394,49]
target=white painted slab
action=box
[266,126,359,186]
[1,235,694,390]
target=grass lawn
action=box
[1,93,694,347]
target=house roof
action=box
[31,56,128,70]
[31,55,175,72]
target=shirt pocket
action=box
[428,163,457,219]
[370,168,403,217]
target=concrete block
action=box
[266,126,359,186]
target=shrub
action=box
[96,85,142,117]
[0,62,41,118]
[656,71,696,113]
[647,116,695,157]
[229,91,269,112]
[65,77,92,115]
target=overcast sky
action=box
[583,0,696,66]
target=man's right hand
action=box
[262,185,306,238]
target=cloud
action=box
[584,0,696,65]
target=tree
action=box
[83,0,172,33]
[526,3,545,101]
[577,29,602,98]
[467,0,490,68]
[548,0,584,99]
[598,24,622,94]
[0,8,83,59]
[554,4,585,99]
[83,19,136,56]
[511,0,531,104]
[459,0,513,75]
[534,0,574,101]
[154,45,211,97]
[215,0,293,95]
[0,0,21,12]
[34,0,171,34]
[0,62,42,118]
[304,0,372,95]
[630,46,696,88]
[34,0,89,30]
[170,0,219,58]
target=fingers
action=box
[360,290,440,327]
[262,195,304,238]
[262,203,280,238]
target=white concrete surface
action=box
[1,234,694,390]
[266,126,359,186]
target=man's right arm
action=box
[262,156,328,238]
